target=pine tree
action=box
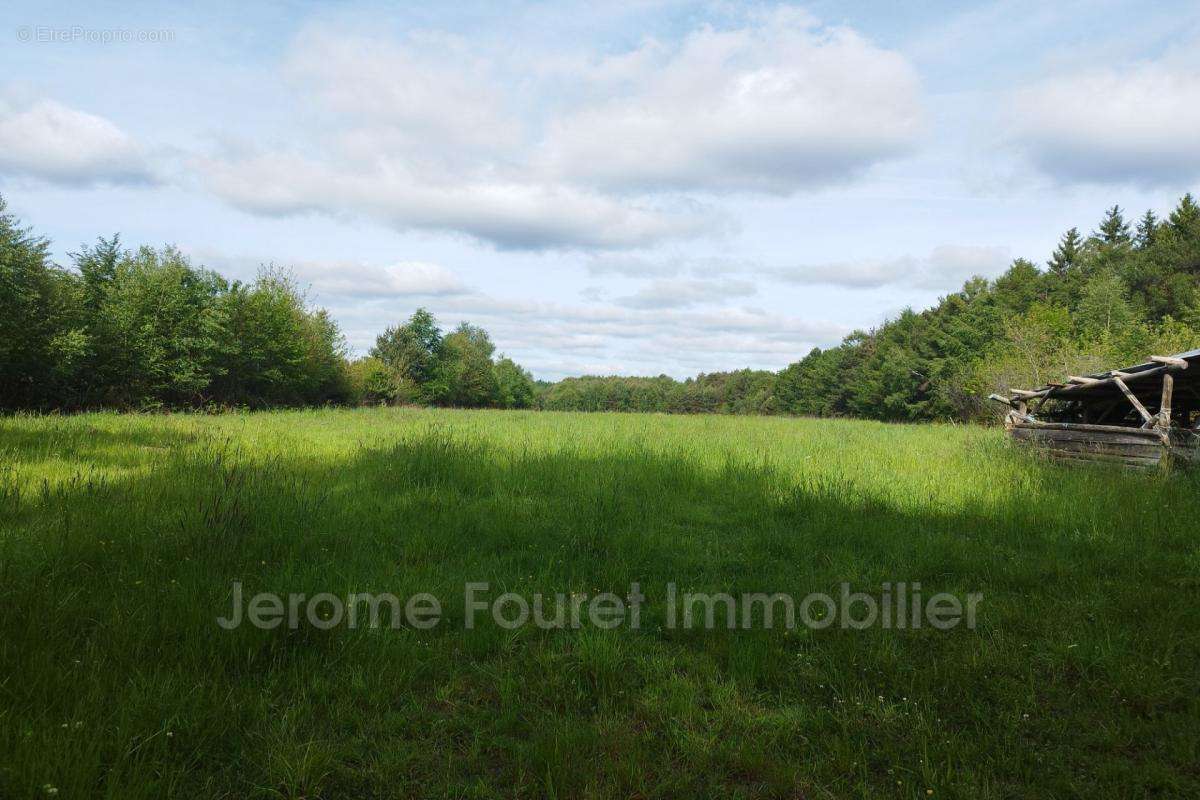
[1168,193,1200,237]
[1096,205,1131,245]
[1047,227,1082,275]
[1135,210,1158,249]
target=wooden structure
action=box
[989,349,1200,469]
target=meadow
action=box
[1,408,1197,799]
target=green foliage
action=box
[0,196,75,409]
[1047,227,1082,276]
[370,308,444,392]
[535,194,1200,423]
[536,370,778,414]
[1096,204,1131,245]
[1135,210,1159,250]
[0,194,349,410]
[768,196,1200,423]
[344,357,397,405]
[427,323,501,408]
[4,189,1199,420]
[214,267,348,407]
[1076,270,1137,343]
[494,356,536,408]
[364,311,534,409]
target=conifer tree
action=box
[1096,205,1131,245]
[1135,210,1159,249]
[1047,227,1082,275]
[1168,193,1200,236]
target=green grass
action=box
[1,408,1198,799]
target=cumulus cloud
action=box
[319,282,850,377]
[184,249,471,300]
[199,151,714,250]
[407,294,851,379]
[284,28,523,164]
[614,278,757,309]
[587,254,687,278]
[0,99,156,186]
[196,8,921,250]
[289,260,471,299]
[1010,61,1200,186]
[543,8,925,194]
[773,245,1011,290]
[586,254,749,278]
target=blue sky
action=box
[3,0,1199,378]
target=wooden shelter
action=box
[989,349,1200,469]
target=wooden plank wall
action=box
[1010,423,1166,469]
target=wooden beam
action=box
[1009,421,1164,436]
[1053,363,1171,394]
[1032,390,1056,411]
[1113,376,1154,426]
[1149,355,1188,369]
[989,394,1038,424]
[1067,375,1103,385]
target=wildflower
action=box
[43,785,58,795]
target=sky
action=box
[3,0,1199,379]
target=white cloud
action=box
[1010,60,1200,186]
[614,278,757,309]
[586,253,749,278]
[289,260,470,299]
[183,249,471,300]
[326,289,851,378]
[773,245,1011,290]
[587,254,687,278]
[0,99,156,186]
[284,28,523,164]
[199,151,714,250]
[196,8,921,250]
[542,8,925,194]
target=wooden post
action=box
[1159,372,1174,430]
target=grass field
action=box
[1,408,1198,799]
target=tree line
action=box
[0,194,535,412]
[535,195,1200,421]
[4,191,1199,420]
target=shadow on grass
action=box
[1,428,1198,798]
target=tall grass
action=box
[1,408,1197,798]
